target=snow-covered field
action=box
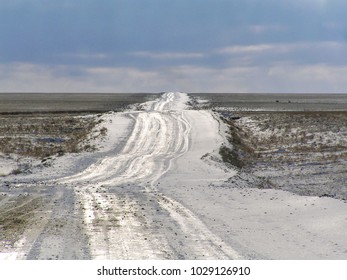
[1,92,347,260]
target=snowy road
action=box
[61,92,191,187]
[0,92,241,260]
[59,92,241,259]
[2,92,347,260]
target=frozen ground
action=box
[1,92,347,260]
[219,111,347,200]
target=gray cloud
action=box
[1,0,347,92]
[2,62,347,93]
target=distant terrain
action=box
[0,92,157,113]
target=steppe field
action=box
[0,92,346,260]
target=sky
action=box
[1,0,347,93]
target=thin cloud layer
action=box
[1,0,347,92]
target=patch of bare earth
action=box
[0,193,43,248]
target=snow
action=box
[0,252,18,260]
[53,92,241,259]
[1,92,347,260]
[0,156,17,176]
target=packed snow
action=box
[1,92,347,260]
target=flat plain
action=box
[1,92,347,260]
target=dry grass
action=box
[232,111,347,163]
[219,111,347,200]
[0,113,99,159]
[0,195,43,246]
[219,117,255,168]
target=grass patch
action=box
[0,113,100,159]
[219,115,255,169]
[219,145,245,168]
[0,196,42,247]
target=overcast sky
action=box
[1,0,347,93]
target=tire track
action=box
[4,92,243,259]
[70,92,242,259]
